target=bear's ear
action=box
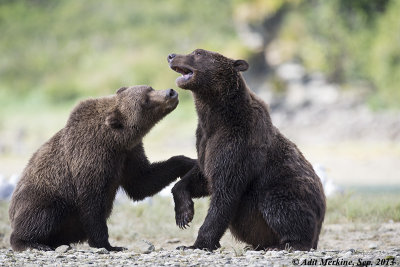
[116,86,128,94]
[233,60,249,72]
[105,110,123,129]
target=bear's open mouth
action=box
[171,65,194,83]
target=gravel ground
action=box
[1,199,400,266]
[1,223,400,266]
[1,246,399,266]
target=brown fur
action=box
[9,85,195,251]
[168,49,326,251]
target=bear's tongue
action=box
[177,72,192,83]
[174,67,193,82]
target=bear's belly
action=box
[229,195,279,248]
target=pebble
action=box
[140,240,155,254]
[55,245,70,253]
[165,238,180,244]
[369,243,378,249]
[94,248,109,254]
[342,251,353,257]
[245,250,263,256]
[1,248,399,266]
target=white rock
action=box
[55,245,70,253]
[95,248,109,254]
[368,243,378,249]
[140,240,155,254]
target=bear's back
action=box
[9,130,69,221]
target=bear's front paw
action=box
[171,155,197,175]
[175,199,194,229]
[32,243,54,251]
[177,242,220,252]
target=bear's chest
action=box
[197,135,207,168]
[197,131,227,178]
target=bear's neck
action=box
[193,75,254,129]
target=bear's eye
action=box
[142,96,151,108]
[195,51,202,56]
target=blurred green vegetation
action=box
[0,0,399,111]
[299,0,400,109]
[0,0,241,109]
[326,193,400,223]
[241,0,400,109]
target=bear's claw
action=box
[176,208,193,229]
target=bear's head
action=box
[167,49,249,93]
[106,85,179,133]
[67,85,178,149]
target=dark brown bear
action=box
[167,49,326,251]
[9,85,195,252]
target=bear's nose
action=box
[167,53,176,62]
[166,88,177,98]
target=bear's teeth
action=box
[174,66,192,75]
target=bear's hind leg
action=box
[10,232,53,251]
[258,190,318,251]
[10,202,66,251]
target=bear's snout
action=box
[166,88,178,98]
[167,53,176,63]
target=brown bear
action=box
[167,49,326,251]
[9,85,195,252]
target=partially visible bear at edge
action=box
[168,49,326,251]
[9,85,195,252]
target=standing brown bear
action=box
[168,49,326,251]
[9,85,195,252]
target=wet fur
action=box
[9,86,195,251]
[169,49,326,251]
